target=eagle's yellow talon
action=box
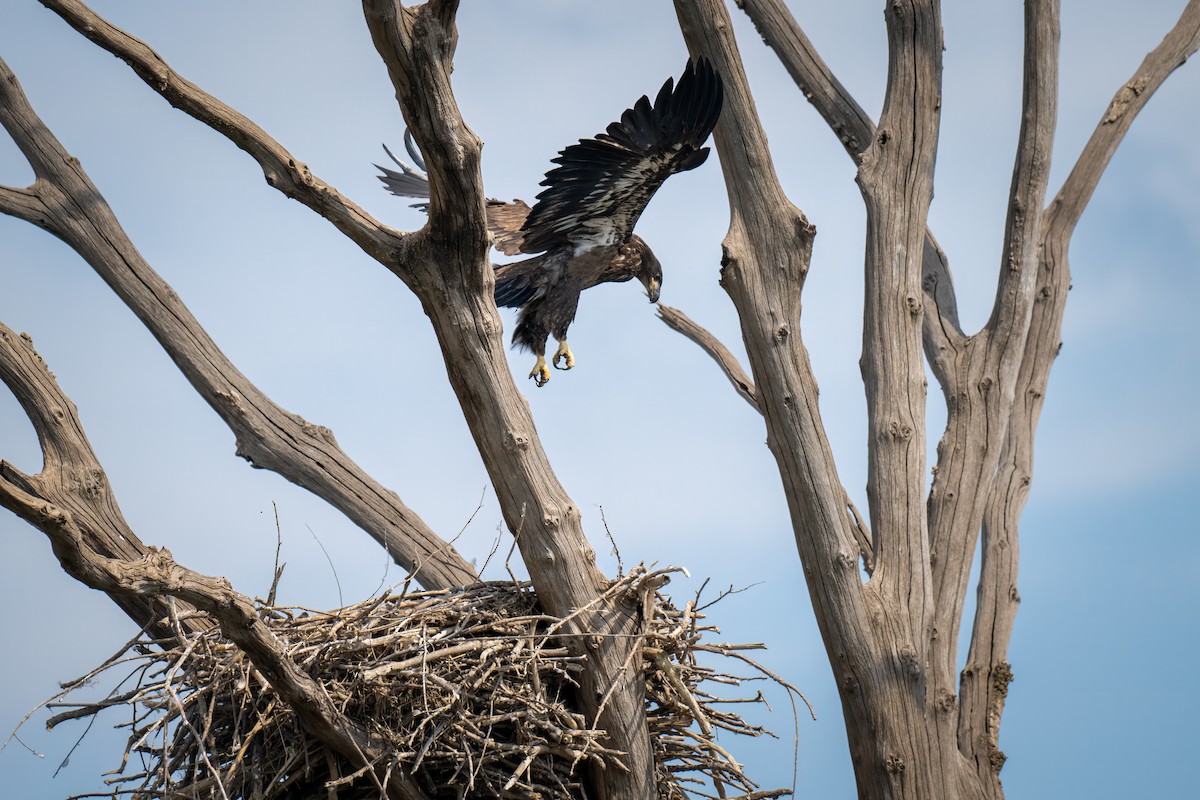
[552,341,575,371]
[529,356,551,387]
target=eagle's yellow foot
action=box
[552,340,575,371]
[529,356,551,387]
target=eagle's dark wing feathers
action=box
[518,58,724,255]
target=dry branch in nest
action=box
[43,567,796,800]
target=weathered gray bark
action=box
[959,3,1200,788]
[0,321,193,639]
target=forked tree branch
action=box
[673,0,956,793]
[0,53,477,590]
[0,321,201,640]
[959,0,1200,782]
[0,332,426,800]
[925,0,1060,710]
[733,7,1195,784]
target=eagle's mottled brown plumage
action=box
[378,58,723,386]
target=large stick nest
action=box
[45,567,797,800]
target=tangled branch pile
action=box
[47,567,796,800]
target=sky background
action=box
[0,1,1197,798]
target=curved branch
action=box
[656,304,759,412]
[0,53,477,590]
[1049,0,1200,237]
[37,0,409,270]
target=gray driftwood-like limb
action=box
[925,0,1060,724]
[735,1,1197,796]
[854,0,941,604]
[656,304,759,412]
[677,0,1020,796]
[0,321,201,640]
[0,326,427,799]
[359,3,655,796]
[0,54,477,591]
[959,1,1200,786]
[37,0,405,267]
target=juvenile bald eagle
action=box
[378,58,723,386]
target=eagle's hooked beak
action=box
[644,276,661,304]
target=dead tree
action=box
[1,1,1196,799]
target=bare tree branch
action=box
[1050,0,1200,235]
[959,0,1200,784]
[738,4,950,592]
[37,0,407,267]
[925,0,1060,716]
[671,0,944,794]
[656,304,759,412]
[0,53,478,590]
[855,0,941,612]
[0,323,428,799]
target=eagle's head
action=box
[623,235,662,303]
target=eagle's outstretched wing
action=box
[518,58,724,255]
[376,142,531,256]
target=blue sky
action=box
[0,2,1197,798]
